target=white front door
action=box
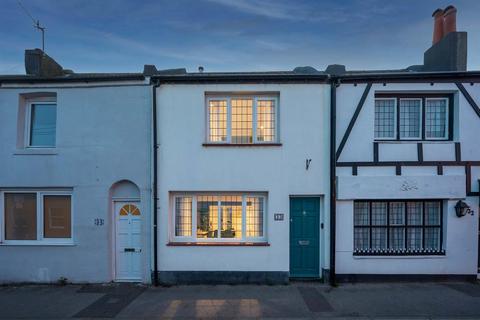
[115,201,142,282]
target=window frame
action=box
[171,193,267,243]
[425,97,450,140]
[353,199,444,256]
[25,101,57,148]
[205,95,279,145]
[398,98,423,140]
[374,93,453,142]
[0,190,73,246]
[374,98,397,140]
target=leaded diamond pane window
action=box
[374,99,395,139]
[354,200,444,255]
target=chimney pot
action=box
[443,5,457,36]
[432,8,444,45]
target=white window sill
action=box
[353,254,446,260]
[14,148,58,155]
[167,241,269,246]
[374,140,453,144]
[0,241,75,246]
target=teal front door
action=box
[289,197,320,278]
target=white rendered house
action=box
[0,50,153,283]
[151,72,332,284]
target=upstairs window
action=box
[207,96,278,144]
[28,102,57,147]
[374,94,451,141]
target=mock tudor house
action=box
[0,50,153,283]
[333,6,480,282]
[0,5,479,285]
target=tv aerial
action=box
[17,0,46,52]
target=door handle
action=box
[124,248,135,252]
[298,240,310,246]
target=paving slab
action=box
[2,282,480,319]
[0,285,103,319]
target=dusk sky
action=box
[2,0,480,74]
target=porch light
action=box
[455,200,473,217]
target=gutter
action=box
[150,74,329,84]
[152,79,160,286]
[338,71,480,83]
[0,75,145,84]
[329,77,339,286]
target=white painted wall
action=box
[336,198,478,275]
[156,83,330,274]
[335,82,480,276]
[0,84,152,283]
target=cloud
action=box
[205,0,395,23]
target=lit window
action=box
[208,100,227,142]
[231,99,253,144]
[207,96,278,144]
[257,100,276,142]
[29,102,57,147]
[2,191,72,244]
[173,193,266,242]
[425,98,448,139]
[354,200,443,255]
[175,197,192,237]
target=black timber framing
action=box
[455,142,462,161]
[456,83,480,118]
[417,143,423,162]
[336,83,372,161]
[437,165,443,175]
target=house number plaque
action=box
[274,213,284,221]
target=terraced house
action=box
[0,5,479,285]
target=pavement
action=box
[2,281,480,319]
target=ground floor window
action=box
[353,200,444,255]
[2,190,72,244]
[172,193,266,242]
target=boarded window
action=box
[43,195,71,238]
[5,193,37,240]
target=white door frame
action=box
[112,198,143,282]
